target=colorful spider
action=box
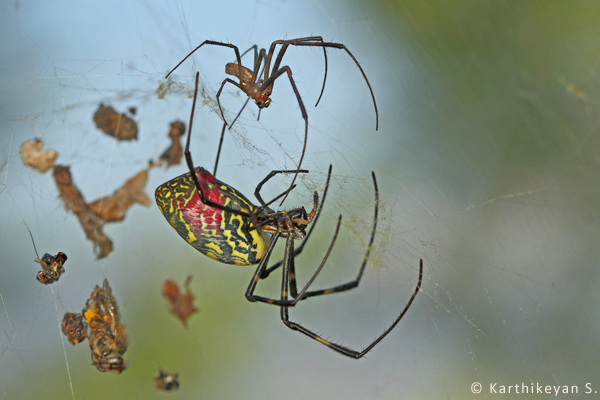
[165,36,379,204]
[155,73,420,358]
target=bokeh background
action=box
[2,1,600,399]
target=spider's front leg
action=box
[246,215,342,307]
[266,37,329,107]
[253,169,309,207]
[165,40,245,84]
[214,78,246,125]
[259,66,309,206]
[284,39,379,130]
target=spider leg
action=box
[165,40,245,87]
[267,37,329,107]
[238,44,259,63]
[245,231,279,302]
[282,259,422,359]
[244,185,299,232]
[185,73,251,218]
[253,169,310,206]
[284,214,341,304]
[300,171,378,300]
[229,95,252,129]
[276,171,423,358]
[264,42,290,95]
[288,214,341,305]
[287,240,299,298]
[245,215,341,307]
[259,66,309,206]
[229,48,268,129]
[245,182,310,232]
[215,78,245,125]
[212,121,227,177]
[261,164,333,279]
[285,40,379,130]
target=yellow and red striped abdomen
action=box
[155,167,267,265]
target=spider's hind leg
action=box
[281,259,423,359]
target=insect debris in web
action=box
[83,279,128,374]
[93,104,138,141]
[87,162,157,223]
[27,225,67,285]
[61,312,88,345]
[155,370,180,391]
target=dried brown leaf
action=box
[20,139,58,172]
[93,104,138,141]
[162,276,198,326]
[52,165,113,258]
[159,121,186,166]
[88,163,155,223]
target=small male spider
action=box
[165,36,379,204]
[155,73,421,358]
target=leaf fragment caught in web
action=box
[162,276,198,326]
[88,162,157,223]
[93,104,138,141]
[20,139,58,173]
[52,165,113,258]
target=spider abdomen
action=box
[155,167,267,265]
[225,63,272,108]
[225,63,253,86]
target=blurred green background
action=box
[1,0,600,399]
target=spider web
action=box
[2,0,600,399]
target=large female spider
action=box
[165,36,379,204]
[155,73,420,358]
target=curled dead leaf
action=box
[52,165,113,258]
[162,276,198,326]
[20,139,58,172]
[93,104,138,141]
[159,121,186,166]
[88,163,156,223]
